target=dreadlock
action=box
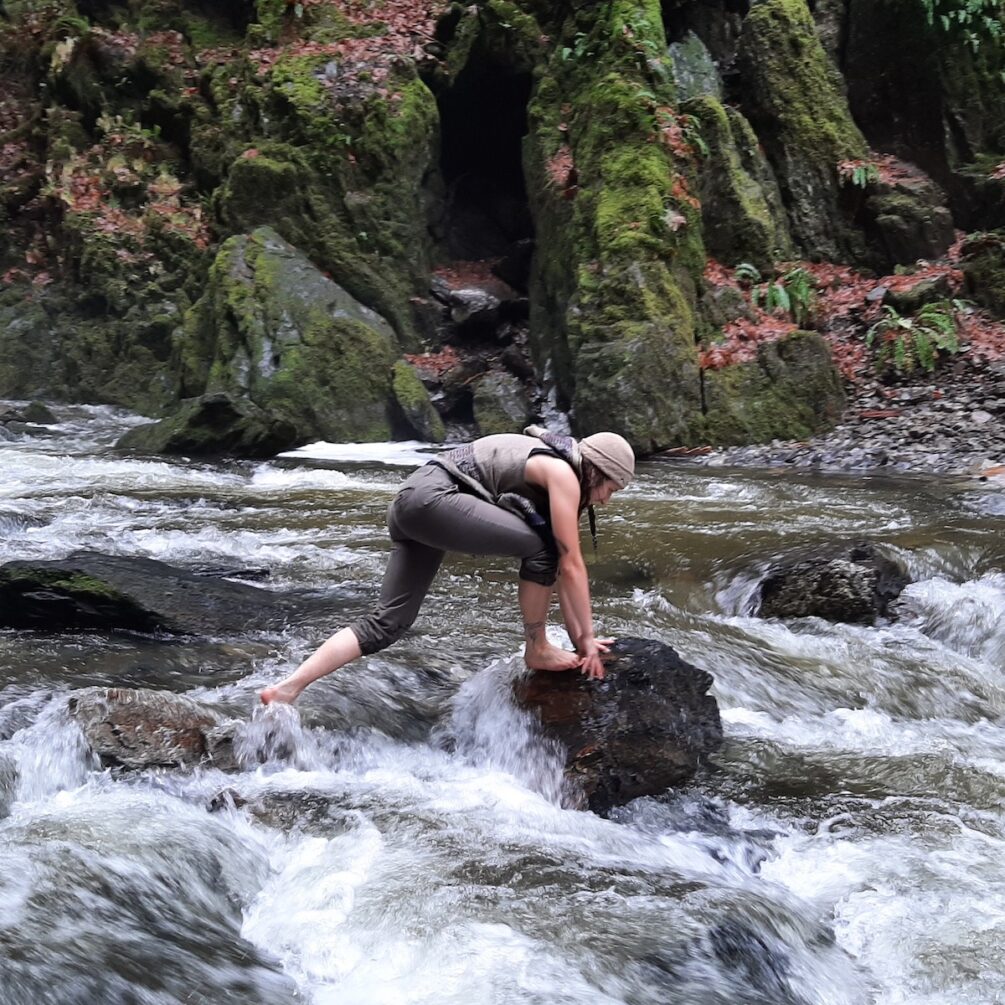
[579,457,606,552]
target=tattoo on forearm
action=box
[523,619,545,643]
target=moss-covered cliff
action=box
[1,0,1003,455]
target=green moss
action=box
[0,567,125,602]
[737,0,867,257]
[523,0,705,450]
[697,332,846,445]
[391,360,445,442]
[686,95,792,269]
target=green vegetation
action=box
[736,264,817,326]
[922,0,1003,49]
[866,300,966,374]
[838,159,881,188]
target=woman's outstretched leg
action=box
[260,534,444,705]
[260,627,362,705]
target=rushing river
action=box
[1,404,1004,1005]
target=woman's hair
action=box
[578,457,607,513]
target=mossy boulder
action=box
[391,360,445,442]
[213,48,440,342]
[852,159,952,271]
[0,552,308,635]
[961,231,1005,317]
[737,0,868,258]
[698,332,846,445]
[214,139,427,344]
[169,226,405,452]
[0,287,179,414]
[524,1,704,451]
[473,371,531,436]
[116,392,298,457]
[686,95,793,270]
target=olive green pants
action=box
[350,463,556,655]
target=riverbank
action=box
[690,352,1005,475]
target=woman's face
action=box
[589,478,619,506]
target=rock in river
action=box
[755,542,910,624]
[514,638,722,815]
[0,552,309,635]
[67,687,238,770]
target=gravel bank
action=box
[678,358,1005,475]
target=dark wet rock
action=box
[707,920,800,1005]
[755,543,910,624]
[961,231,1005,318]
[0,552,312,635]
[430,270,523,334]
[22,401,56,424]
[116,392,298,458]
[67,687,238,770]
[0,752,18,818]
[859,168,955,271]
[210,788,357,835]
[514,638,722,815]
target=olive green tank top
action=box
[471,434,552,512]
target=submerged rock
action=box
[67,687,238,770]
[755,542,910,624]
[0,552,308,635]
[514,637,722,815]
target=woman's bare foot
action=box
[259,681,302,705]
[525,642,581,672]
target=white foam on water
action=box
[757,821,1005,1005]
[1,699,96,805]
[277,440,439,467]
[897,573,1005,666]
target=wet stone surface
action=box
[515,637,723,815]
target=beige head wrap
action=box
[579,432,635,489]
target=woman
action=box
[260,426,635,704]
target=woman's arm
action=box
[526,456,606,679]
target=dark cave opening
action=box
[434,51,535,269]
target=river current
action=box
[1,404,1003,1004]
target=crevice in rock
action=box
[432,46,534,263]
[660,0,750,64]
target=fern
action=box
[865,300,965,375]
[920,0,1003,50]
